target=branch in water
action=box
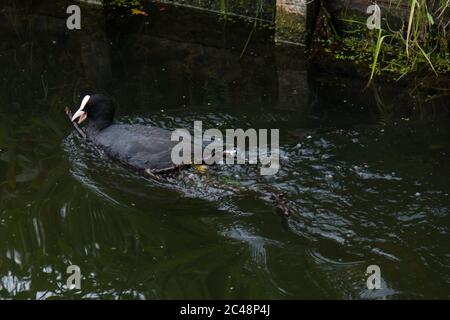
[64,107,87,139]
[270,192,295,217]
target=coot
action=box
[71,94,187,172]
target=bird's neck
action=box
[86,119,112,134]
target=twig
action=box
[64,107,87,139]
[270,192,295,217]
[207,177,295,218]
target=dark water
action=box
[0,1,449,299]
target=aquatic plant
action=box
[375,0,449,79]
[322,0,449,81]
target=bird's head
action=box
[71,94,115,131]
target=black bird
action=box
[71,94,189,172]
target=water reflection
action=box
[0,0,449,299]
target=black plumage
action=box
[72,94,189,172]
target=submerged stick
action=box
[206,176,295,217]
[270,192,295,217]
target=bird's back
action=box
[91,124,185,171]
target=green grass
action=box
[324,0,449,80]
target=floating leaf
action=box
[195,165,208,174]
[131,8,148,16]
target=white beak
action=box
[71,109,87,124]
[71,95,90,124]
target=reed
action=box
[327,0,449,80]
[374,0,449,78]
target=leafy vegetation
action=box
[322,0,449,81]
